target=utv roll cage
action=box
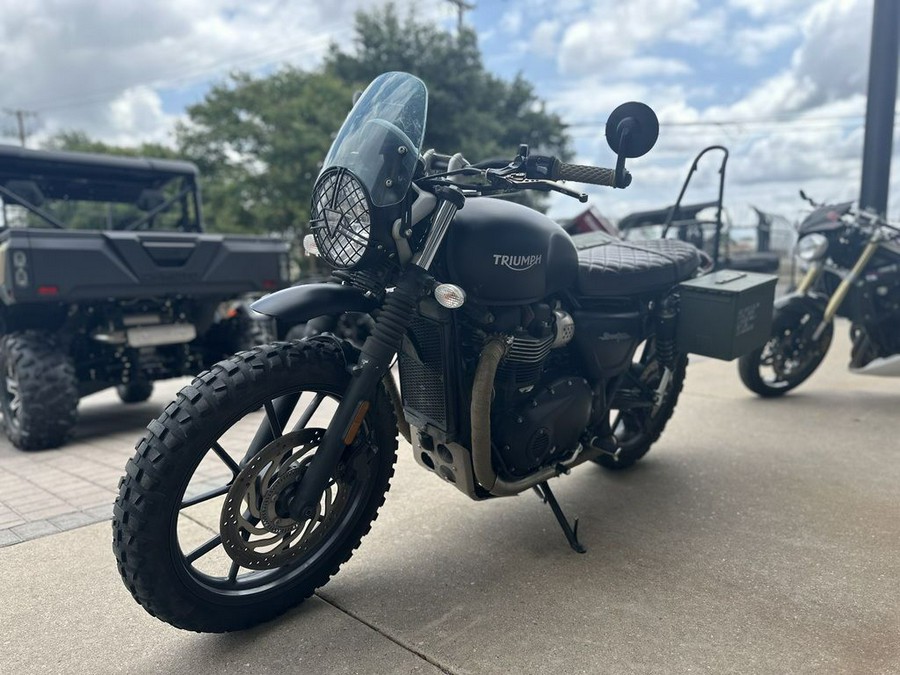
[0,144,203,232]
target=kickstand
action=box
[533,481,586,553]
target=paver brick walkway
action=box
[0,378,190,546]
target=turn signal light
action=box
[434,283,466,309]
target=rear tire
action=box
[595,341,687,471]
[738,298,832,397]
[0,331,79,450]
[112,340,397,632]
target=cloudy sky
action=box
[0,0,893,225]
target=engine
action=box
[399,298,593,486]
[486,308,591,477]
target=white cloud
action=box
[728,0,818,19]
[0,0,449,147]
[105,87,176,146]
[616,58,693,79]
[548,0,886,223]
[556,0,699,76]
[500,8,523,35]
[531,20,562,58]
[732,24,798,66]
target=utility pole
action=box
[3,109,40,148]
[859,0,900,215]
[445,0,475,33]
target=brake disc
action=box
[219,427,348,570]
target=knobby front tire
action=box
[112,339,397,632]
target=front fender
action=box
[250,283,378,325]
[774,291,828,315]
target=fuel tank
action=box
[443,198,578,305]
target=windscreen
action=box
[321,72,427,207]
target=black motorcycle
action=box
[113,72,773,632]
[739,193,900,396]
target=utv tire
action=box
[595,345,688,471]
[112,339,398,632]
[236,313,277,351]
[116,381,154,404]
[0,331,79,451]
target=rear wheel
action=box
[738,298,832,397]
[112,340,398,632]
[0,331,78,450]
[595,340,687,471]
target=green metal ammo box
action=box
[676,270,777,361]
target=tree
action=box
[325,4,571,165]
[46,131,180,161]
[176,69,353,242]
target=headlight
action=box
[796,233,828,261]
[309,168,372,270]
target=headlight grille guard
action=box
[310,167,373,270]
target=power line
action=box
[568,112,872,130]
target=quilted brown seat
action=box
[575,238,701,297]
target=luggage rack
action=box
[617,145,780,274]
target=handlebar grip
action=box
[554,162,617,187]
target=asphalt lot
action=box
[0,323,897,674]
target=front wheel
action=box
[737,298,833,397]
[595,340,688,471]
[112,340,398,632]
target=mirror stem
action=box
[614,126,632,188]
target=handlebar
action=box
[525,155,628,187]
[554,162,619,187]
[419,150,629,199]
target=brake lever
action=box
[509,178,589,203]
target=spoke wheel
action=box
[113,340,397,632]
[738,299,832,397]
[595,339,687,471]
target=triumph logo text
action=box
[492,254,542,272]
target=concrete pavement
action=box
[1,324,898,674]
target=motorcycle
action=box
[113,72,774,632]
[738,192,900,396]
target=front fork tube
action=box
[794,261,823,297]
[811,241,880,341]
[286,267,429,521]
[285,188,462,521]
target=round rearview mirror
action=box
[605,102,659,158]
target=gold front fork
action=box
[822,240,881,323]
[810,240,881,340]
[794,262,823,296]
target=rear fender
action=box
[250,283,378,325]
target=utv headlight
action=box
[796,233,828,262]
